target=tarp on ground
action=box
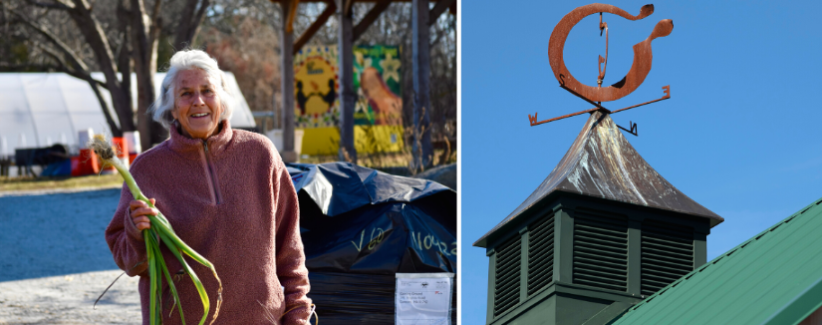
[287,162,456,324]
[0,72,255,156]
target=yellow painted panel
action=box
[299,127,340,155]
[354,125,404,154]
[298,125,404,156]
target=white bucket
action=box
[78,129,94,149]
[266,129,304,157]
[123,131,142,154]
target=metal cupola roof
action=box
[474,111,723,247]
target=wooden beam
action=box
[336,0,357,162]
[285,0,301,34]
[352,0,391,41]
[280,0,297,162]
[428,0,455,26]
[293,1,336,54]
[412,0,432,169]
[343,0,353,16]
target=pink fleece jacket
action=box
[105,121,311,324]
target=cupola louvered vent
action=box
[494,235,521,316]
[527,214,554,296]
[573,212,628,292]
[641,220,694,296]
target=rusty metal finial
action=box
[529,3,674,129]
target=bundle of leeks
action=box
[91,135,222,325]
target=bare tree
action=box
[128,0,165,147]
[2,0,455,154]
[2,0,136,137]
[199,1,456,149]
[1,0,211,148]
[174,0,210,50]
[198,0,283,115]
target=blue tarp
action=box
[286,162,456,324]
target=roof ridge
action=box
[613,195,822,324]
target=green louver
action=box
[494,235,521,316]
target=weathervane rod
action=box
[529,85,671,127]
[610,85,670,114]
[529,108,600,127]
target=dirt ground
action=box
[0,188,142,324]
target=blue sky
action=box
[460,0,822,323]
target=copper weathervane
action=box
[529,3,674,134]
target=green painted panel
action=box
[556,294,612,325]
[507,295,557,325]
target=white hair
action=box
[150,49,235,129]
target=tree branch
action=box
[147,0,162,45]
[53,0,75,8]
[191,0,210,40]
[25,0,73,10]
[37,44,107,89]
[5,4,91,72]
[150,0,161,22]
[173,0,198,49]
[69,0,120,82]
[36,43,121,135]
[0,62,61,72]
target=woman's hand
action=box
[129,198,158,231]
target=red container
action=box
[102,137,129,173]
[71,149,100,176]
[112,137,129,162]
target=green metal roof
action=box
[611,196,822,325]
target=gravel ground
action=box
[0,188,142,324]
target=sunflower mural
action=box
[353,45,404,153]
[294,45,340,128]
[294,45,403,155]
[294,46,341,155]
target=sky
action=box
[460,0,822,323]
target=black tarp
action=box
[288,162,456,324]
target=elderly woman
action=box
[105,49,311,324]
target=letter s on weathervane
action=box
[548,4,673,102]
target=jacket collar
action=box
[168,120,233,160]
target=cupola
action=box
[474,111,723,325]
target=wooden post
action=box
[280,0,297,162]
[412,0,433,169]
[336,0,356,162]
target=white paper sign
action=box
[396,273,454,325]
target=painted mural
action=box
[294,45,403,155]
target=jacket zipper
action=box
[200,140,222,205]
